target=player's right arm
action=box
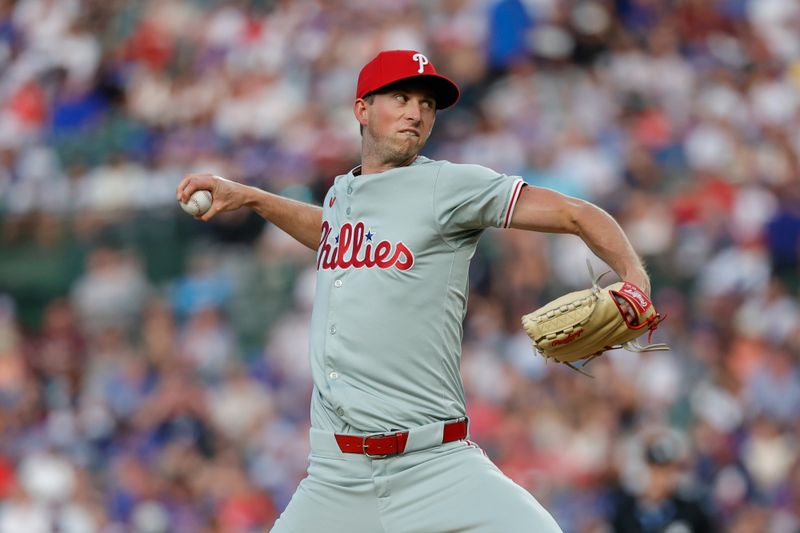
[177,173,322,251]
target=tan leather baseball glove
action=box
[521,263,668,375]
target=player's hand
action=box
[624,270,651,297]
[613,293,639,326]
[176,173,250,221]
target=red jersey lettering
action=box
[317,221,415,271]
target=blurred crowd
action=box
[1,0,800,531]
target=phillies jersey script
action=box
[309,156,524,433]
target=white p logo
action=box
[412,53,429,74]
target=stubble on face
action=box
[363,121,425,167]
[359,83,437,172]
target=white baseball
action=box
[179,190,213,216]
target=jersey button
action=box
[329,325,337,335]
[328,371,339,380]
[346,207,351,216]
[347,187,353,195]
[334,279,342,288]
[336,407,345,416]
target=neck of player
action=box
[359,142,420,176]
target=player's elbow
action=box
[568,198,608,237]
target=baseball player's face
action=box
[356,81,436,165]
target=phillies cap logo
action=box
[412,53,429,73]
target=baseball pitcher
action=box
[177,50,653,532]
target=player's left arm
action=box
[509,185,650,295]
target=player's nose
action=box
[404,102,423,122]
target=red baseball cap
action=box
[356,50,460,110]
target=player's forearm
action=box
[243,186,322,250]
[571,202,650,294]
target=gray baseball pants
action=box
[271,422,563,533]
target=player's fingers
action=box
[620,300,638,325]
[177,173,215,202]
[176,174,199,202]
[198,202,224,222]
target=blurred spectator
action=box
[178,306,237,379]
[743,346,800,424]
[610,429,716,532]
[70,246,151,335]
[170,252,232,318]
[487,0,533,73]
[208,363,273,442]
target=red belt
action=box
[334,419,468,458]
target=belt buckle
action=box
[363,432,389,459]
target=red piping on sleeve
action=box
[503,179,525,228]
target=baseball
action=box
[179,190,213,216]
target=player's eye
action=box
[394,93,408,103]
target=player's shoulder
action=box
[437,160,503,181]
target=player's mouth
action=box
[398,128,420,137]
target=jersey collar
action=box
[350,155,431,177]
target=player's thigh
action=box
[389,443,563,533]
[270,455,384,533]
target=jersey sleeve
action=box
[433,162,525,234]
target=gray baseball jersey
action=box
[271,156,564,533]
[309,155,524,433]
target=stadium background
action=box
[1,0,800,531]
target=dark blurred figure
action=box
[610,431,716,533]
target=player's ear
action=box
[354,98,369,128]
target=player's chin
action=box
[394,147,422,163]
[396,136,425,153]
